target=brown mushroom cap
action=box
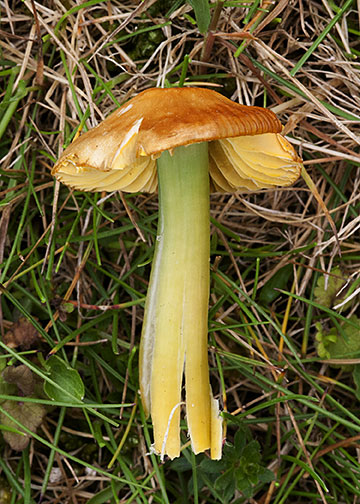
[52,87,302,193]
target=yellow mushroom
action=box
[53,87,302,460]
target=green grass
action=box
[0,1,360,503]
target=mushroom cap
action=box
[52,87,302,193]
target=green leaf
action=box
[258,467,275,483]
[215,468,235,502]
[198,425,272,500]
[44,356,85,402]
[314,267,350,309]
[199,458,226,474]
[258,264,293,305]
[0,400,45,450]
[242,440,261,464]
[233,428,247,454]
[315,315,360,365]
[234,473,251,492]
[187,0,211,33]
[170,457,192,472]
[241,484,255,499]
[244,464,260,485]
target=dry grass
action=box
[0,1,360,503]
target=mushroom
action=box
[52,87,302,460]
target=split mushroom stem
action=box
[139,143,221,459]
[52,86,303,460]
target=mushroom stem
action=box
[139,142,222,460]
